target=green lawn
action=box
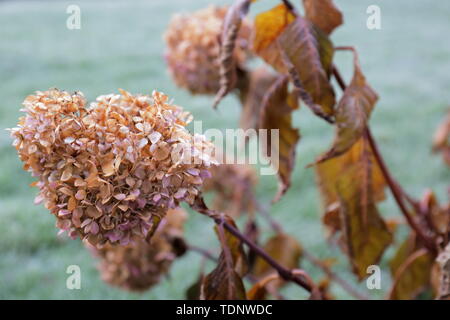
[0,0,449,299]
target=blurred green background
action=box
[0,0,449,299]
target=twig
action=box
[191,197,321,298]
[302,249,370,300]
[187,245,218,263]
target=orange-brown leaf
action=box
[260,76,300,202]
[252,4,295,53]
[303,0,343,34]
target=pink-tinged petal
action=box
[200,170,212,179]
[90,221,99,235]
[114,193,126,201]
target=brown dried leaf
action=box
[200,266,246,300]
[260,76,300,202]
[201,217,248,300]
[214,217,249,277]
[316,137,386,208]
[338,174,393,279]
[317,53,378,163]
[252,4,335,118]
[303,0,343,34]
[316,137,391,279]
[389,248,433,300]
[213,0,252,109]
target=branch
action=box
[331,66,436,253]
[302,249,370,300]
[187,244,218,263]
[191,197,322,298]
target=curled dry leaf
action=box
[9,89,217,247]
[164,5,252,95]
[260,76,300,202]
[317,52,378,163]
[252,3,335,119]
[303,0,343,34]
[213,0,252,108]
[316,137,392,279]
[89,208,187,292]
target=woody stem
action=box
[191,198,321,297]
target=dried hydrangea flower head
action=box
[10,88,216,247]
[90,208,187,292]
[164,5,252,95]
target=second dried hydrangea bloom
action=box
[10,88,217,247]
[164,5,252,95]
[90,207,187,292]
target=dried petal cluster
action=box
[164,5,251,94]
[203,163,257,217]
[90,208,187,292]
[10,88,216,247]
